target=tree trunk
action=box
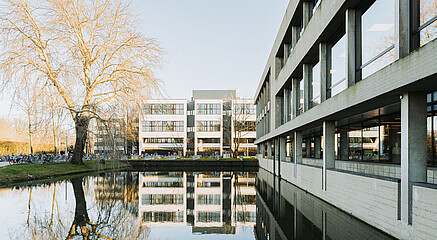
[66,177,90,239]
[27,111,34,155]
[71,116,90,165]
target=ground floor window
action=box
[427,92,437,166]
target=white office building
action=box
[139,90,256,157]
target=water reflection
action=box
[255,168,396,240]
[0,170,396,239]
[0,171,256,239]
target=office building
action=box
[254,0,437,239]
[139,90,256,157]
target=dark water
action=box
[0,170,395,239]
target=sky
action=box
[0,0,289,117]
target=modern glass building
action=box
[254,0,437,238]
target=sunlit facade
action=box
[139,90,256,157]
[254,0,437,239]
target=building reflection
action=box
[255,168,395,240]
[138,171,256,235]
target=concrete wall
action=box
[259,157,437,239]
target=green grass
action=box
[0,160,128,186]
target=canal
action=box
[0,169,396,239]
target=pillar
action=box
[280,136,286,177]
[315,136,321,159]
[395,0,415,59]
[292,78,300,117]
[323,121,336,191]
[340,132,348,160]
[320,43,330,101]
[346,9,361,86]
[303,64,311,111]
[284,89,290,123]
[294,131,303,178]
[401,92,427,225]
[275,138,280,175]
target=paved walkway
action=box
[0,162,10,167]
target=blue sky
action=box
[0,0,289,117]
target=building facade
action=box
[138,171,256,233]
[255,0,437,239]
[139,90,256,157]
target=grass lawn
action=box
[0,160,128,186]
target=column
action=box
[395,0,416,58]
[346,9,361,86]
[320,43,331,101]
[268,140,272,159]
[323,121,336,191]
[303,64,311,111]
[284,89,290,123]
[294,131,303,178]
[340,132,348,160]
[292,78,300,117]
[315,136,321,159]
[280,136,286,177]
[401,92,427,225]
[275,138,280,175]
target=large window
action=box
[427,91,437,166]
[197,194,221,205]
[142,194,184,205]
[234,121,256,132]
[197,103,221,115]
[299,79,304,115]
[144,104,184,115]
[197,121,221,132]
[310,61,321,108]
[416,0,437,46]
[197,212,221,223]
[142,121,184,132]
[143,138,183,144]
[335,111,401,164]
[330,35,347,97]
[198,138,220,144]
[360,0,396,79]
[234,104,255,115]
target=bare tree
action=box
[0,0,161,164]
[231,100,256,158]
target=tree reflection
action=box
[25,174,147,239]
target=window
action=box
[360,0,395,79]
[142,121,184,132]
[415,0,437,46]
[234,104,255,115]
[144,104,184,115]
[197,121,221,132]
[299,79,304,115]
[427,91,437,166]
[234,121,256,132]
[198,138,220,144]
[330,35,347,97]
[197,194,221,205]
[143,138,184,144]
[142,194,184,205]
[197,103,221,115]
[310,61,321,108]
[197,212,221,223]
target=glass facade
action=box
[419,0,437,46]
[427,91,437,166]
[361,0,396,79]
[143,138,184,144]
[234,121,256,132]
[310,61,321,107]
[299,79,304,115]
[330,35,347,97]
[144,104,184,115]
[197,103,221,115]
[197,194,221,205]
[234,104,255,115]
[197,121,221,132]
[335,112,401,164]
[142,121,184,132]
[142,194,184,205]
[197,138,220,144]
